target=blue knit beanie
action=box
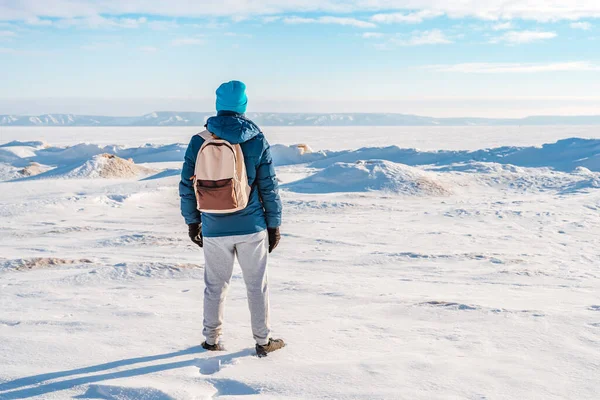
[215,80,248,114]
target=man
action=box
[179,80,285,357]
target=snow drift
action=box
[284,160,452,195]
[1,138,600,195]
[276,138,600,172]
[27,154,157,179]
[452,162,600,193]
[270,144,333,166]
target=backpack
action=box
[193,130,251,214]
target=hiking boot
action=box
[255,338,286,358]
[201,341,225,351]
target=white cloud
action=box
[491,30,557,44]
[139,46,158,53]
[224,32,253,38]
[427,61,600,73]
[262,16,281,23]
[393,29,453,46]
[56,15,147,29]
[81,41,124,50]
[570,21,592,30]
[25,17,53,26]
[371,10,443,24]
[171,36,204,46]
[231,15,249,23]
[3,1,600,22]
[283,16,376,28]
[0,47,50,55]
[147,20,180,31]
[362,32,384,39]
[0,30,16,37]
[492,21,513,30]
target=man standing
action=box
[179,80,285,357]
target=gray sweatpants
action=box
[202,230,271,346]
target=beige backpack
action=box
[193,130,251,214]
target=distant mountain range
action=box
[2,112,600,127]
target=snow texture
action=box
[284,160,452,195]
[0,128,599,399]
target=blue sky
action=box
[1,1,600,117]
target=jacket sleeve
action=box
[179,136,202,225]
[256,139,282,228]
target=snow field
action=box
[0,128,599,399]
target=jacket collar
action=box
[216,110,245,118]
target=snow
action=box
[284,160,452,195]
[37,154,156,180]
[0,127,599,399]
[2,125,600,149]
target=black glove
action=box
[267,227,280,253]
[188,223,203,247]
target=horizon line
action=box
[3,111,600,119]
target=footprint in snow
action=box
[195,349,255,376]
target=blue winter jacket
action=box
[179,111,282,237]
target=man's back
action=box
[179,111,282,237]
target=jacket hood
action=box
[206,112,261,144]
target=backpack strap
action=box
[198,130,213,141]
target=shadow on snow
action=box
[0,347,257,399]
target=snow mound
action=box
[284,160,452,195]
[0,148,27,166]
[29,154,157,179]
[271,144,332,166]
[444,162,600,193]
[68,154,155,179]
[117,143,186,163]
[17,162,49,177]
[306,138,600,172]
[0,163,19,181]
[34,143,112,164]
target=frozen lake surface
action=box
[1,125,599,150]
